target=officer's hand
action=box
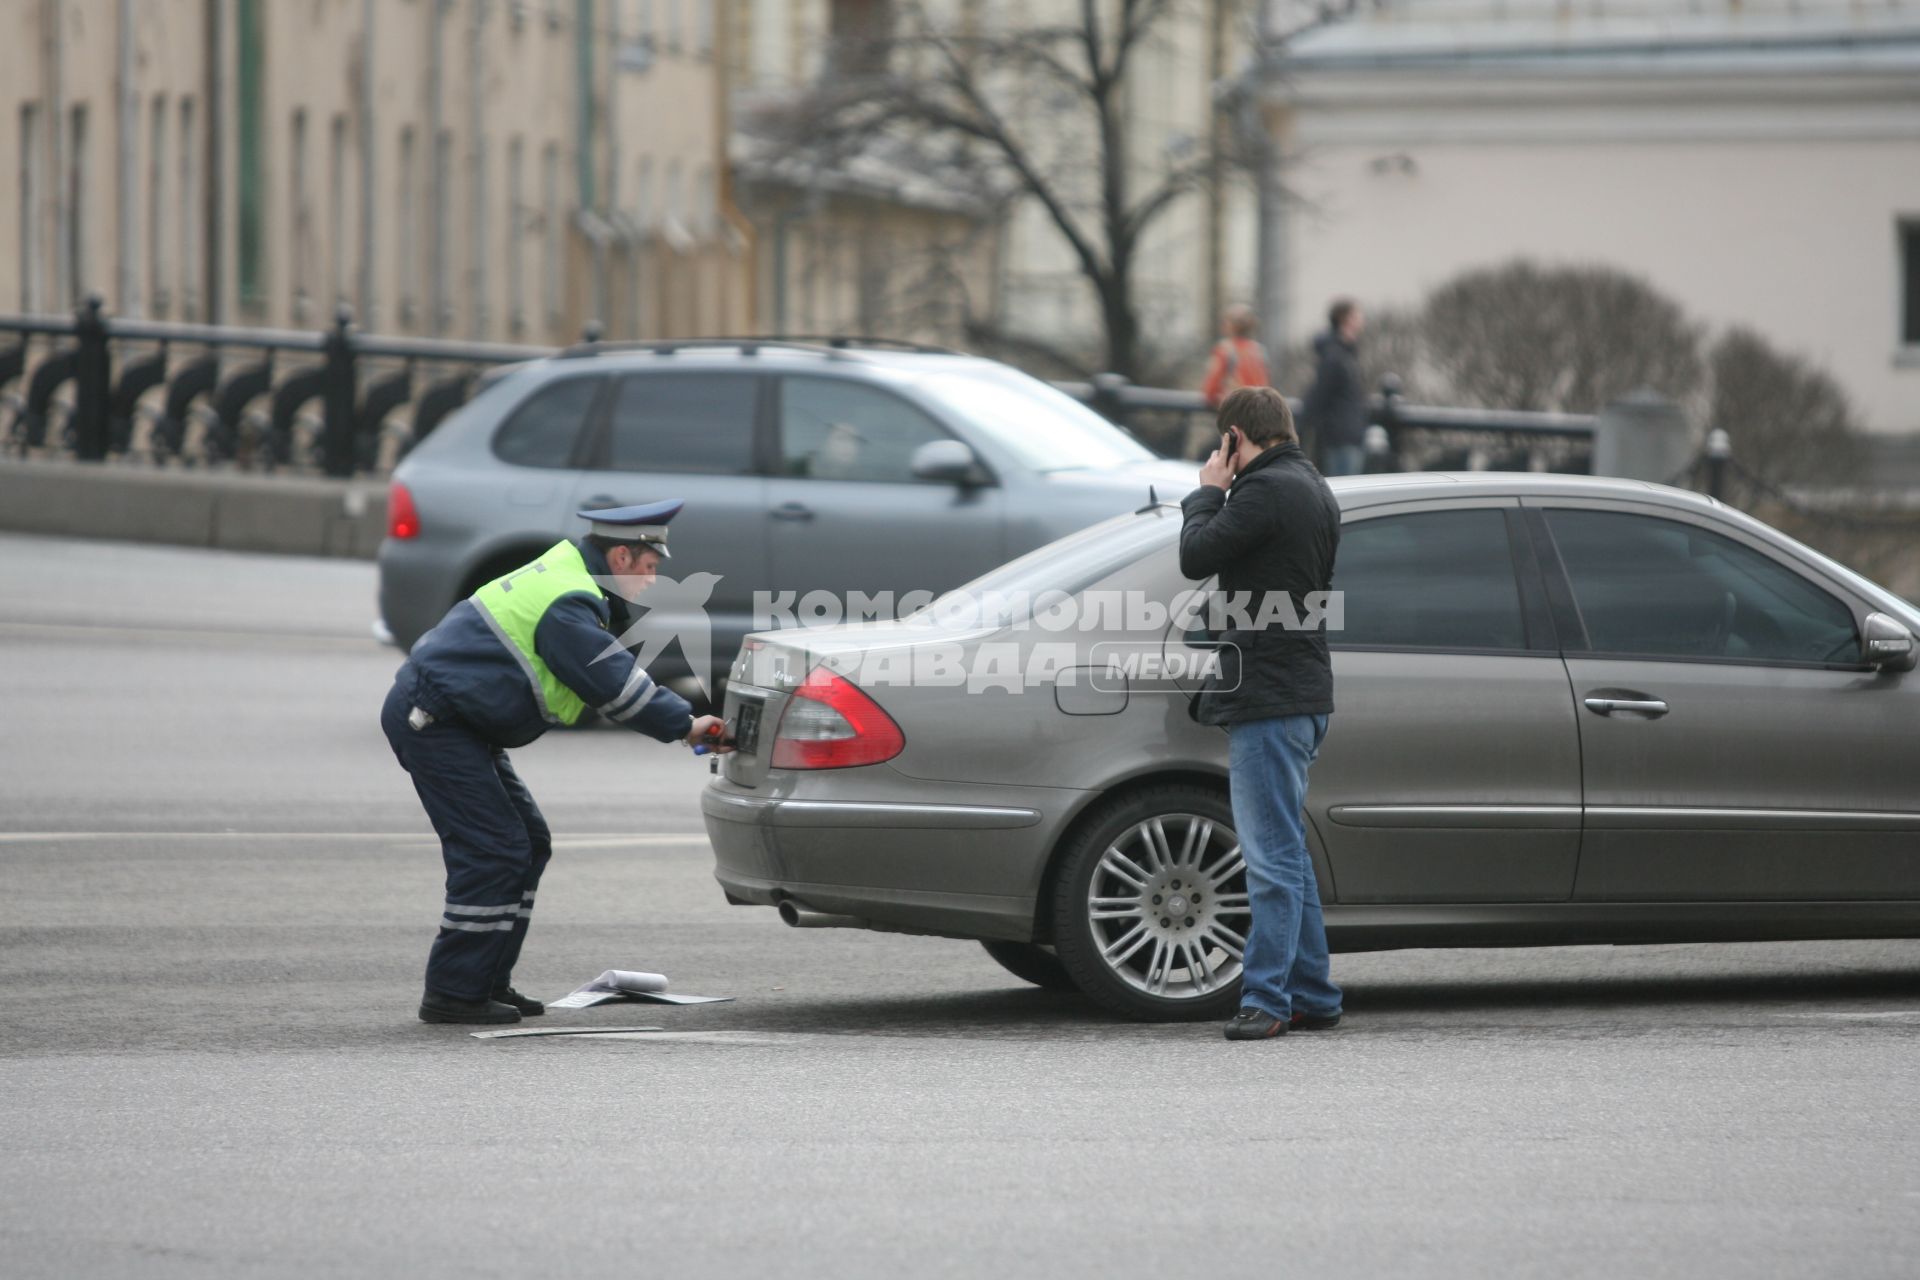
[687,715,735,754]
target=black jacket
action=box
[1303,331,1366,449]
[1179,441,1340,725]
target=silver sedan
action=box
[702,473,1920,1021]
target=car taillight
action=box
[387,481,421,540]
[770,666,904,770]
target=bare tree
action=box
[1420,261,1705,412]
[757,0,1224,381]
[1707,326,1866,494]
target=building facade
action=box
[2,0,752,344]
[727,0,1264,374]
[1264,0,1920,433]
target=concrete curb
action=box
[0,460,388,559]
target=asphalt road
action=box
[2,533,1917,1279]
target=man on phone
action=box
[1179,387,1344,1041]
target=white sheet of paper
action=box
[470,1025,665,1040]
[547,969,733,1009]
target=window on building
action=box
[542,142,560,329]
[19,104,41,312]
[68,103,89,304]
[507,136,525,337]
[433,128,453,332]
[472,136,490,337]
[178,98,198,319]
[397,126,416,327]
[290,109,310,319]
[829,0,893,76]
[695,0,714,56]
[329,114,349,309]
[1332,509,1528,651]
[1902,220,1920,347]
[148,95,168,315]
[236,0,265,309]
[694,164,713,237]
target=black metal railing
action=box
[0,297,547,476]
[1,300,1603,482]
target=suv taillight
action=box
[770,667,904,770]
[388,481,421,540]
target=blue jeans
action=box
[1228,714,1342,1020]
[1322,443,1366,477]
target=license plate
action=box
[733,699,763,755]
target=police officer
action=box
[380,501,731,1025]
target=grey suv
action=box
[377,340,1193,689]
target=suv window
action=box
[602,373,758,474]
[1546,509,1858,664]
[1335,508,1528,650]
[491,375,603,468]
[779,377,949,483]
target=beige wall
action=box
[1284,133,1920,432]
[1272,16,1920,433]
[2,0,750,343]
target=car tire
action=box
[1051,784,1248,1022]
[978,940,1077,992]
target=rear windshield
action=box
[915,508,1178,627]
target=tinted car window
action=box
[1335,509,1527,650]
[779,378,949,483]
[491,375,603,468]
[603,373,757,474]
[1547,509,1857,664]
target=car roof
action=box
[1329,470,1726,515]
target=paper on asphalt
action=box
[470,1025,665,1040]
[548,969,733,1009]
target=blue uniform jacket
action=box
[402,539,694,748]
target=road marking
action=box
[0,831,709,845]
[0,619,374,647]
[1780,1011,1920,1021]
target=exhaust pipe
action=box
[777,901,870,930]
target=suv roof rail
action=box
[758,334,961,354]
[555,337,857,361]
[553,335,962,360]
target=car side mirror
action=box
[910,439,988,487]
[1862,612,1917,672]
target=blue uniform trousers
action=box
[381,668,551,1002]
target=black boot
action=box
[491,986,545,1017]
[419,991,522,1024]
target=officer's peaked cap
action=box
[578,500,683,557]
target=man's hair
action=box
[587,533,656,559]
[1217,386,1296,446]
[1223,303,1258,338]
[1328,297,1357,331]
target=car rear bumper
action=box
[701,783,1056,942]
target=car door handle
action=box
[585,494,624,508]
[771,502,815,522]
[1583,697,1669,718]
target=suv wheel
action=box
[1051,785,1249,1022]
